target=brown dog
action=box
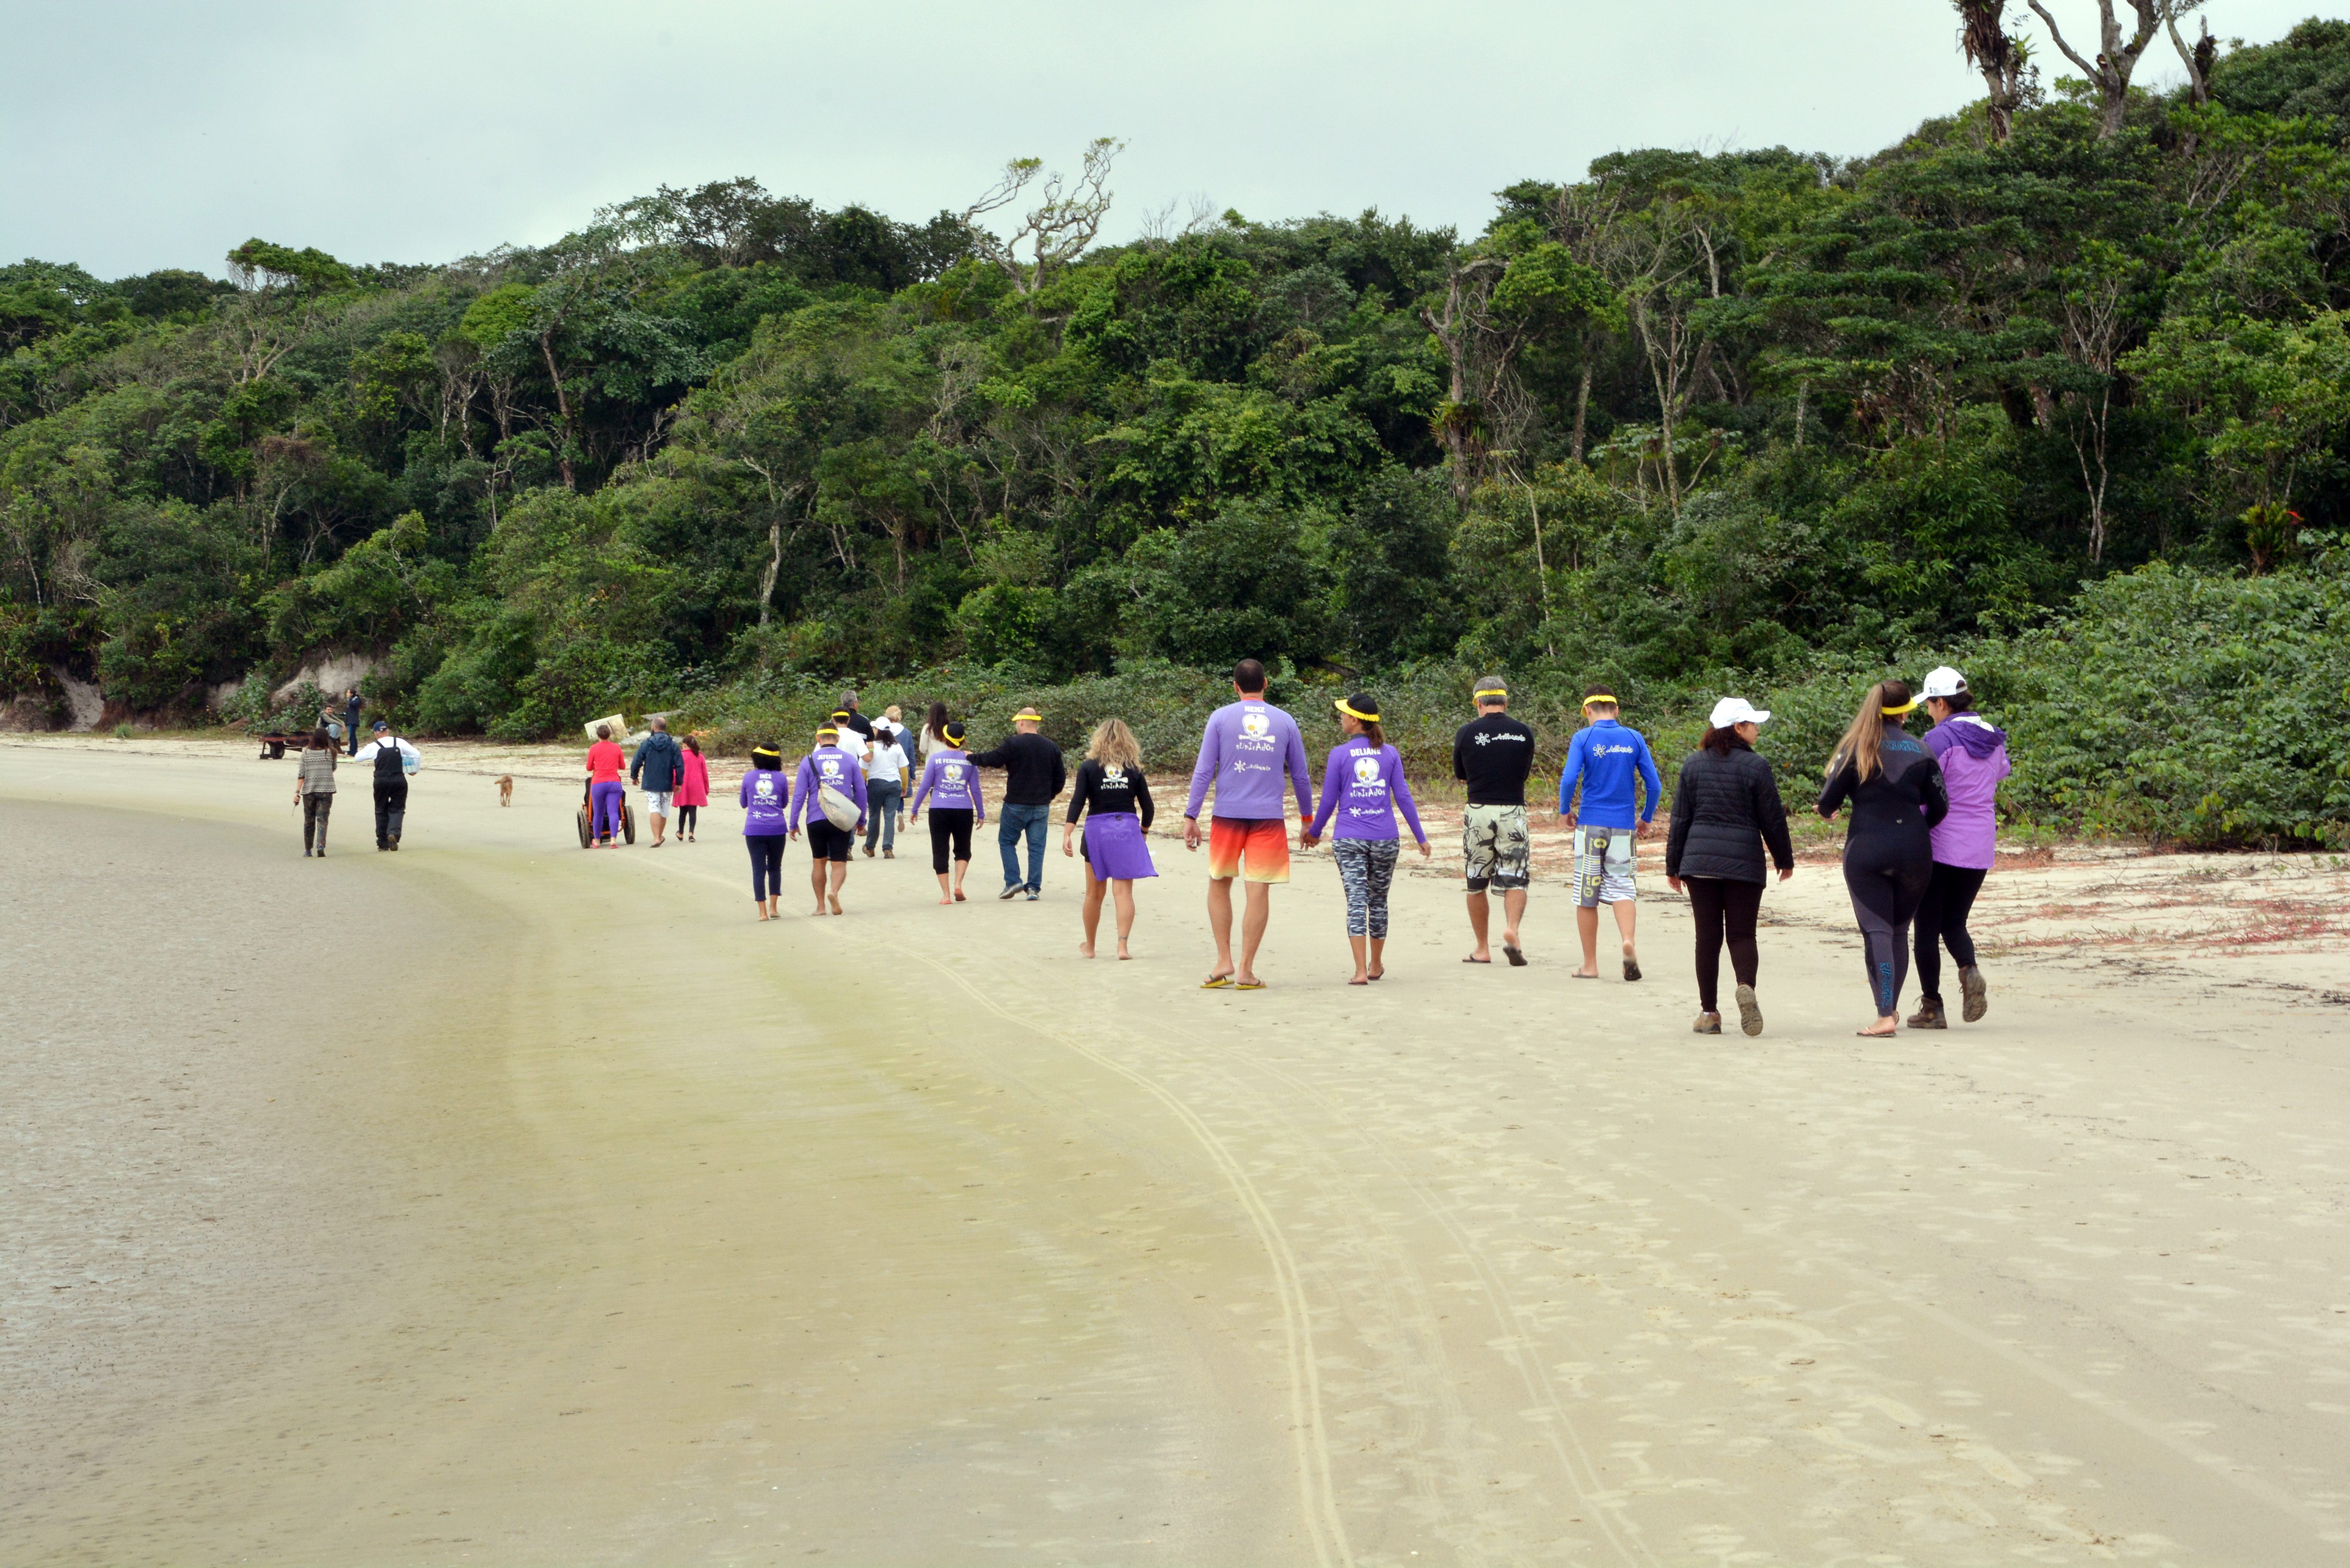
[497,775,514,807]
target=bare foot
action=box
[936,895,953,906]
[828,895,843,915]
[1078,941,1095,958]
[1116,943,1131,960]
[811,904,827,917]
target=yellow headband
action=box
[815,727,838,739]
[1474,688,1507,699]
[1334,698,1380,723]
[1881,699,1919,716]
[1582,694,1618,708]
[1013,709,1042,723]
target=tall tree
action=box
[1955,0,2032,141]
[2024,0,2205,137]
[960,139,1123,302]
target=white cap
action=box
[1709,696,1770,729]
[1919,665,1968,699]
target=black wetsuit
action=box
[1818,726,1948,1017]
[1065,759,1155,829]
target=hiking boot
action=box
[1906,995,1947,1030]
[1959,965,1989,1023]
[1692,1011,1722,1035]
[862,847,874,859]
[1734,984,1764,1037]
[883,849,894,860]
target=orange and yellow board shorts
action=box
[1207,816,1291,883]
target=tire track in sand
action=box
[904,945,1355,1568]
[1168,1028,1663,1568]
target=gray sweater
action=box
[297,747,339,794]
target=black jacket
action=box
[1665,741,1794,884]
[971,731,1066,805]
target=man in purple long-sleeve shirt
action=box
[1184,659,1313,989]
[787,725,869,916]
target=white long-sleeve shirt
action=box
[352,735,422,772]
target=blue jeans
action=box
[999,802,1050,890]
[864,781,902,851]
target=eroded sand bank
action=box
[5,738,2348,1565]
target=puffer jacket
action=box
[1665,740,1794,884]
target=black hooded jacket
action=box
[1665,739,1795,884]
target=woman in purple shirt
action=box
[1303,693,1430,985]
[908,719,985,904]
[739,745,790,920]
[1911,666,2010,1029]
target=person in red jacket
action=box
[585,724,626,847]
[674,734,711,842]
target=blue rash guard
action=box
[1558,719,1662,829]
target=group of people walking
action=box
[585,716,713,847]
[702,659,2008,1036]
[325,658,2008,1036]
[291,716,421,855]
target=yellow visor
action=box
[1334,698,1379,723]
[1881,699,1919,716]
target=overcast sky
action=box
[2,1,2330,279]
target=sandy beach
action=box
[5,735,2348,1565]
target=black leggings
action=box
[1914,862,1988,1001]
[747,835,785,900]
[1685,876,1763,1013]
[1844,851,1933,1017]
[677,804,697,834]
[928,808,974,873]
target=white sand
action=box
[5,735,2348,1565]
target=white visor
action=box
[1709,697,1769,729]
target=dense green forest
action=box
[8,13,2350,842]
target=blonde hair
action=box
[1086,718,1143,772]
[1827,678,1914,783]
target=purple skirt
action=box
[1082,810,1157,881]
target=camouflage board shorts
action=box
[1461,803,1530,892]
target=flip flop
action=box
[1503,942,1526,967]
[1347,977,1368,986]
[1622,958,1642,982]
[1366,972,1384,982]
[1235,980,1266,990]
[1462,955,1492,964]
[1571,971,1599,980]
[1200,975,1234,989]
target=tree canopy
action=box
[9,20,2350,753]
